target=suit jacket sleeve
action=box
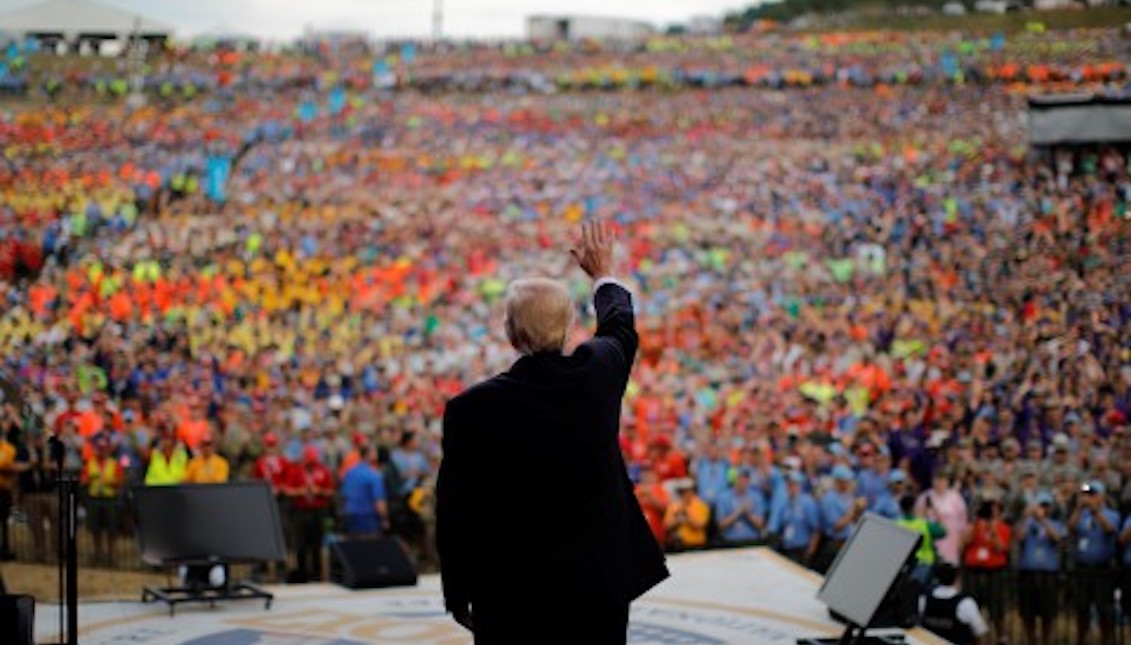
[591,282,639,380]
[436,398,471,612]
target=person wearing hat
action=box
[1043,433,1079,488]
[714,470,766,546]
[1005,464,1045,524]
[283,445,336,582]
[817,465,867,573]
[252,432,290,493]
[772,471,820,567]
[183,432,230,484]
[650,434,689,482]
[1069,479,1120,645]
[80,430,124,565]
[872,469,908,520]
[996,437,1022,490]
[663,478,710,550]
[1020,439,1044,475]
[919,562,988,645]
[1015,490,1064,645]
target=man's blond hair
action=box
[504,278,574,355]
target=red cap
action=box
[303,446,320,463]
[352,432,368,447]
[650,435,672,450]
[263,432,279,447]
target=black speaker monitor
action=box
[133,481,287,564]
[0,595,35,645]
[330,538,418,589]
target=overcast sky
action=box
[1,0,753,40]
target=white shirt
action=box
[919,585,989,637]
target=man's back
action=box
[438,282,667,610]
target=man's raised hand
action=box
[570,220,615,281]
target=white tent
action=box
[0,0,173,38]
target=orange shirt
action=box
[177,419,210,450]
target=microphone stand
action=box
[0,368,76,643]
[47,435,78,645]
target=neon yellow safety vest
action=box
[897,516,936,565]
[86,458,120,498]
[145,447,188,486]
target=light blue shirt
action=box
[391,448,429,490]
[821,490,856,540]
[871,491,900,520]
[777,493,821,550]
[1075,507,1119,566]
[696,457,731,506]
[1018,516,1064,572]
[715,487,765,543]
[856,469,886,506]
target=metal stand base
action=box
[141,583,274,617]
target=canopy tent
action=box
[0,0,173,40]
[1029,93,1131,147]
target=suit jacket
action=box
[436,282,669,612]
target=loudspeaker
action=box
[0,595,35,645]
[329,538,417,589]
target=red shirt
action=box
[652,452,688,481]
[963,520,1011,570]
[252,454,290,491]
[635,483,671,547]
[285,463,335,511]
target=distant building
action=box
[526,15,655,41]
[0,0,173,54]
[687,15,723,35]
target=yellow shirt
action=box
[664,495,711,548]
[184,454,230,484]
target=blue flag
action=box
[206,156,232,203]
[990,33,1005,52]
[401,43,416,64]
[940,52,958,76]
[328,87,346,115]
[298,100,317,123]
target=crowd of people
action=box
[0,22,1128,643]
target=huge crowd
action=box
[0,24,1128,644]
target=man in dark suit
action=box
[436,221,669,644]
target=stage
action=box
[37,548,950,644]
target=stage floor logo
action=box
[45,549,944,645]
